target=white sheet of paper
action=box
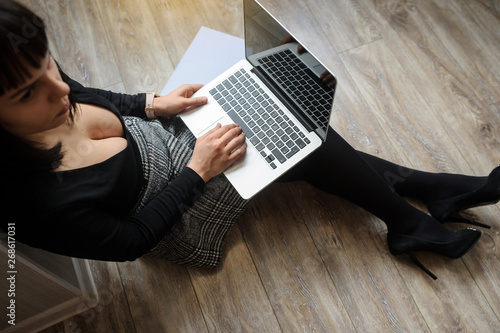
[161,26,245,95]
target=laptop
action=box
[180,0,337,199]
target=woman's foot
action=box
[387,228,482,279]
[393,211,456,243]
[425,166,500,228]
[388,228,481,259]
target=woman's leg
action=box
[280,128,456,242]
[355,152,487,204]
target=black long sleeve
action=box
[20,166,205,261]
[83,86,148,118]
[62,72,148,119]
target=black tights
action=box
[279,128,487,242]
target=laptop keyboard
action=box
[258,49,332,127]
[210,68,311,170]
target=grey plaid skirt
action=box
[124,116,250,267]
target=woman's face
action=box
[0,53,71,140]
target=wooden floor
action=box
[19,0,500,331]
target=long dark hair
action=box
[0,0,77,174]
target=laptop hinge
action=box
[251,66,316,133]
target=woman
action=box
[0,0,496,279]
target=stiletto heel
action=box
[408,253,437,280]
[426,165,500,228]
[387,228,482,279]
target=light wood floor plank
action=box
[43,0,123,89]
[38,321,65,333]
[338,40,466,173]
[18,0,123,89]
[197,0,244,39]
[410,0,500,170]
[93,0,175,93]
[148,0,216,67]
[64,261,137,333]
[304,0,382,53]
[418,0,500,105]
[469,0,500,20]
[116,258,209,333]
[296,186,432,332]
[239,184,356,333]
[188,226,282,333]
[16,0,47,23]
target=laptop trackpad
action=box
[197,116,231,136]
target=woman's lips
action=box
[57,100,70,117]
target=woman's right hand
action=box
[187,123,247,182]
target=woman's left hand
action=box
[152,84,208,118]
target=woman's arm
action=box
[60,70,148,118]
[84,87,148,118]
[16,167,205,262]
[67,74,208,119]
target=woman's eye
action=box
[20,87,35,101]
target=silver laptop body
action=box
[180,0,337,199]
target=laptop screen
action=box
[243,0,336,140]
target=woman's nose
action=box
[48,77,70,102]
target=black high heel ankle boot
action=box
[425,166,500,229]
[387,228,482,279]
